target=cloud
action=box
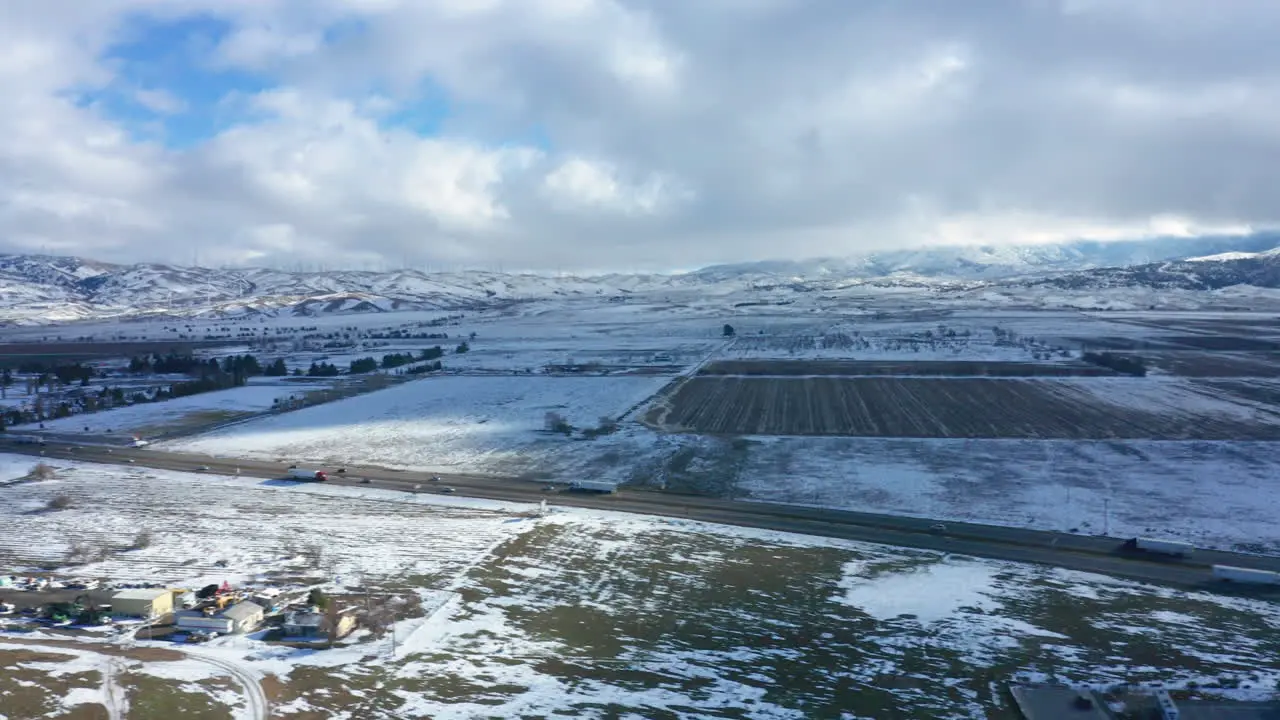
[542,158,688,216]
[134,88,188,114]
[1,0,1279,271]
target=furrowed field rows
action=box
[700,359,1114,377]
[656,377,1280,439]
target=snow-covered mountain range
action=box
[2,233,1279,324]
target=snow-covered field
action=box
[31,378,329,436]
[167,374,674,478]
[738,437,1280,553]
[2,458,1279,718]
[0,456,536,587]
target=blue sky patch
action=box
[94,13,272,147]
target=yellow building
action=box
[111,588,174,619]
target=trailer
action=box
[1133,537,1195,558]
[287,468,328,482]
[569,480,618,494]
[1212,565,1280,585]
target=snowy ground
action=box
[0,456,536,588]
[30,378,329,437]
[129,307,1280,555]
[2,459,1278,718]
[166,374,674,478]
[738,437,1280,554]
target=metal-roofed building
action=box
[111,589,173,619]
[220,601,264,634]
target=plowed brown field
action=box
[648,376,1280,440]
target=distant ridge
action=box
[0,231,1278,323]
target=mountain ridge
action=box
[2,232,1280,324]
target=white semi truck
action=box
[570,480,618,494]
[1212,565,1280,585]
[1132,537,1195,557]
[287,468,329,482]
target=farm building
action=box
[221,601,264,634]
[174,610,233,635]
[111,588,173,619]
[283,610,357,640]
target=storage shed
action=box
[220,601,264,634]
[111,589,173,619]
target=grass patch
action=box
[119,672,236,720]
[131,409,249,437]
[0,652,103,720]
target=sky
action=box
[0,0,1277,272]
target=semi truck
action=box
[1212,565,1280,585]
[569,480,618,494]
[287,468,328,482]
[1132,537,1195,558]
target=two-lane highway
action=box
[6,439,1279,594]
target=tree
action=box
[723,324,735,337]
[308,587,330,610]
[455,341,470,354]
[264,358,288,376]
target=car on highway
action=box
[442,487,456,494]
[929,523,947,534]
[430,475,441,482]
[197,465,211,472]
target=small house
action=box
[283,610,356,640]
[220,601,264,634]
[111,589,173,619]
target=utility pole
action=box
[1103,498,1111,537]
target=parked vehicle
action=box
[1131,537,1195,558]
[569,480,618,494]
[1212,565,1280,584]
[287,468,328,482]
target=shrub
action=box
[544,411,573,435]
[29,463,55,480]
[46,494,72,510]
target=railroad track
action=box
[7,439,1279,594]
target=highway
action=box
[6,438,1279,594]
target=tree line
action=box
[348,346,446,374]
